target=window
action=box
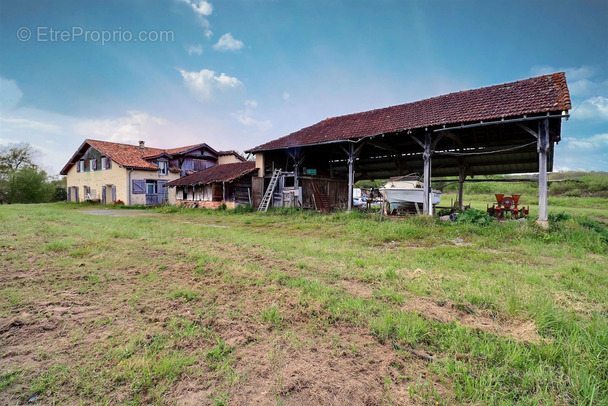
[146,181,157,195]
[90,158,97,171]
[101,157,111,170]
[77,160,85,172]
[158,161,168,176]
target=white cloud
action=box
[530,65,595,81]
[177,0,213,37]
[573,96,608,121]
[232,100,271,131]
[190,0,212,16]
[0,117,61,133]
[178,68,243,101]
[73,111,167,145]
[186,44,203,56]
[562,133,608,151]
[0,78,23,109]
[213,33,244,52]
[282,91,290,101]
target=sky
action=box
[1,0,607,176]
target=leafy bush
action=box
[455,208,496,226]
[549,211,608,246]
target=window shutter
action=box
[111,185,116,201]
[76,163,80,172]
[67,187,71,202]
[92,159,97,171]
[105,158,111,170]
[132,179,146,194]
[158,180,168,201]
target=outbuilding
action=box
[246,73,571,223]
[165,161,257,209]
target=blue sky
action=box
[1,0,607,175]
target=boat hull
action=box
[380,188,442,206]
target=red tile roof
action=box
[165,161,256,187]
[86,139,163,170]
[218,150,246,161]
[247,73,571,152]
[152,143,213,157]
[60,139,213,174]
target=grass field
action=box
[1,201,607,405]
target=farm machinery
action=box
[487,194,529,219]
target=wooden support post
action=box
[458,163,466,211]
[347,143,354,211]
[537,118,549,225]
[423,131,431,215]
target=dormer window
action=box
[158,161,168,176]
[77,160,85,172]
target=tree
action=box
[49,175,67,202]
[9,167,54,203]
[0,143,52,204]
[0,143,36,173]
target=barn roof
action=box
[165,161,256,187]
[247,73,571,152]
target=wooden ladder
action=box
[258,169,282,212]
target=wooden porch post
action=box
[423,131,432,215]
[347,143,354,211]
[537,118,550,224]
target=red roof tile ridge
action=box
[165,161,256,187]
[552,72,572,111]
[247,72,571,152]
[163,142,210,155]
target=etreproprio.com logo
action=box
[17,26,174,45]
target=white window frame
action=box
[158,160,168,176]
[146,181,157,195]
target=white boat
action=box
[379,174,441,207]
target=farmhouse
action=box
[246,73,571,222]
[165,161,257,209]
[60,139,244,206]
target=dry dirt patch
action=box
[404,297,543,344]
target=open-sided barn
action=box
[246,73,571,222]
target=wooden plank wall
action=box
[301,177,348,209]
[234,177,253,205]
[251,177,264,208]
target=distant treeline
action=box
[357,172,608,198]
[438,172,608,197]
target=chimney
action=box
[139,140,145,151]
